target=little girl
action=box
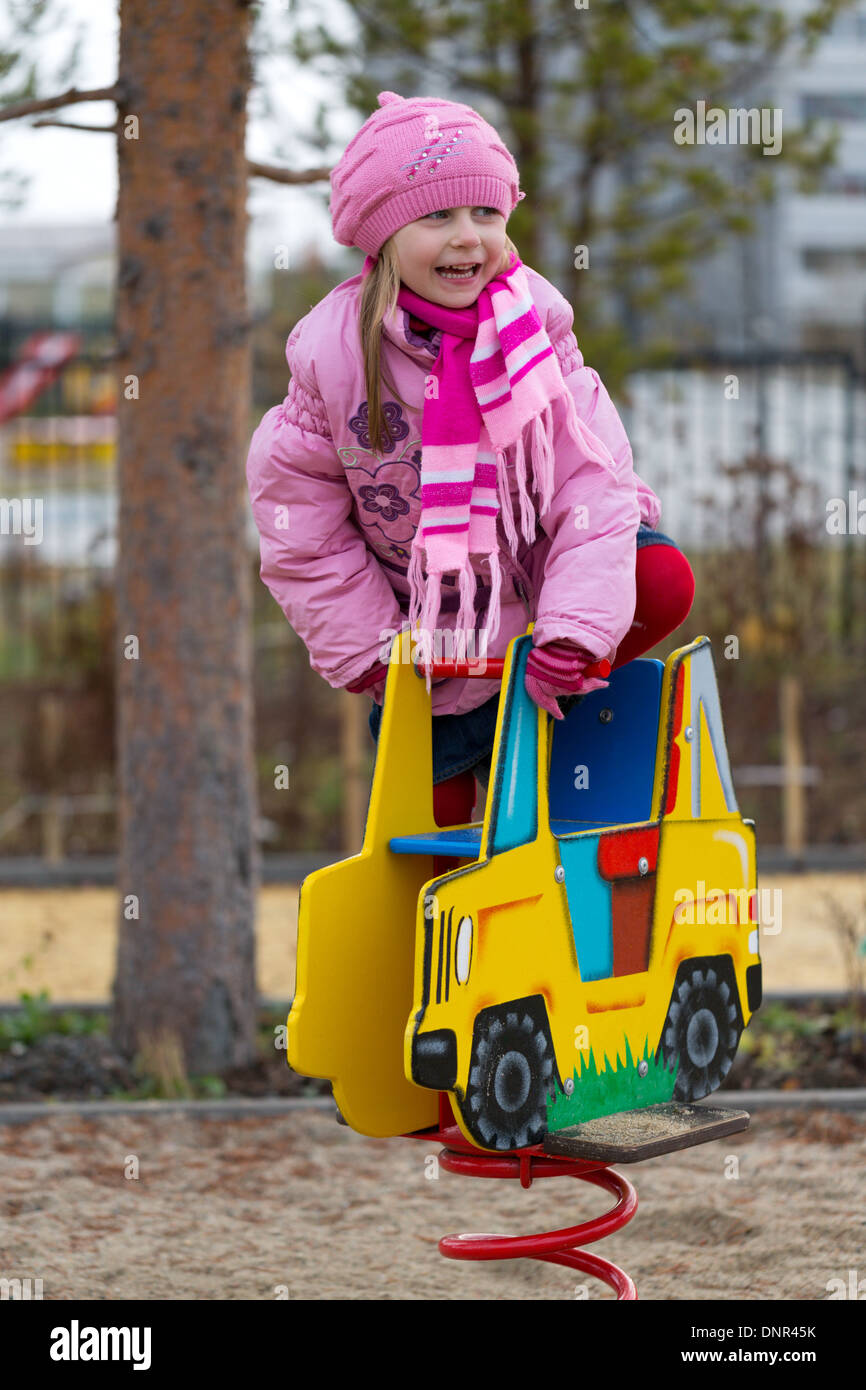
[246,91,695,828]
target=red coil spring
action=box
[437,1147,638,1299]
[407,1099,639,1299]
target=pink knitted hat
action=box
[330,91,524,257]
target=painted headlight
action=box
[455,915,473,984]
[748,929,759,956]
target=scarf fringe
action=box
[481,549,502,651]
[562,386,583,452]
[406,541,426,632]
[513,428,537,545]
[407,540,435,691]
[508,403,558,543]
[495,446,519,556]
[455,556,477,647]
[561,388,616,478]
[407,548,505,690]
[530,401,556,517]
[417,564,444,694]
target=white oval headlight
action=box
[455,915,473,984]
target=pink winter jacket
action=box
[245,263,661,718]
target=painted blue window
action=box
[557,834,613,981]
[489,636,538,855]
[549,659,664,830]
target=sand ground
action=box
[0,1106,863,1300]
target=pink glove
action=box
[524,639,610,721]
[345,660,388,705]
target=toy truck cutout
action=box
[288,625,762,1152]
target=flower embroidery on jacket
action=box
[357,480,409,525]
[348,460,419,547]
[339,402,421,549]
[347,400,409,454]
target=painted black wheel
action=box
[659,961,742,1101]
[464,1002,556,1150]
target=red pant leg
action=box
[612,543,695,670]
[432,768,477,827]
[432,768,478,876]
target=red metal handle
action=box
[420,656,611,680]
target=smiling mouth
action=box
[435,263,482,281]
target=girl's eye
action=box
[423,207,500,220]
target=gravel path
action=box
[1,1106,863,1301]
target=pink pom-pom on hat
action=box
[330,90,524,257]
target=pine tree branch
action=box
[246,159,332,184]
[32,118,117,132]
[0,84,120,124]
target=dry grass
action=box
[0,872,861,1005]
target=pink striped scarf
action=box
[372,251,602,679]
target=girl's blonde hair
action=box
[358,232,520,458]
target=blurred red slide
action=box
[0,331,81,424]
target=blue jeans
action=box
[368,522,680,786]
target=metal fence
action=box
[3,342,865,669]
[622,351,864,550]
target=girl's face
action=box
[391,206,508,305]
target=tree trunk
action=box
[111,0,258,1073]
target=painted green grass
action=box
[546,1036,678,1132]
